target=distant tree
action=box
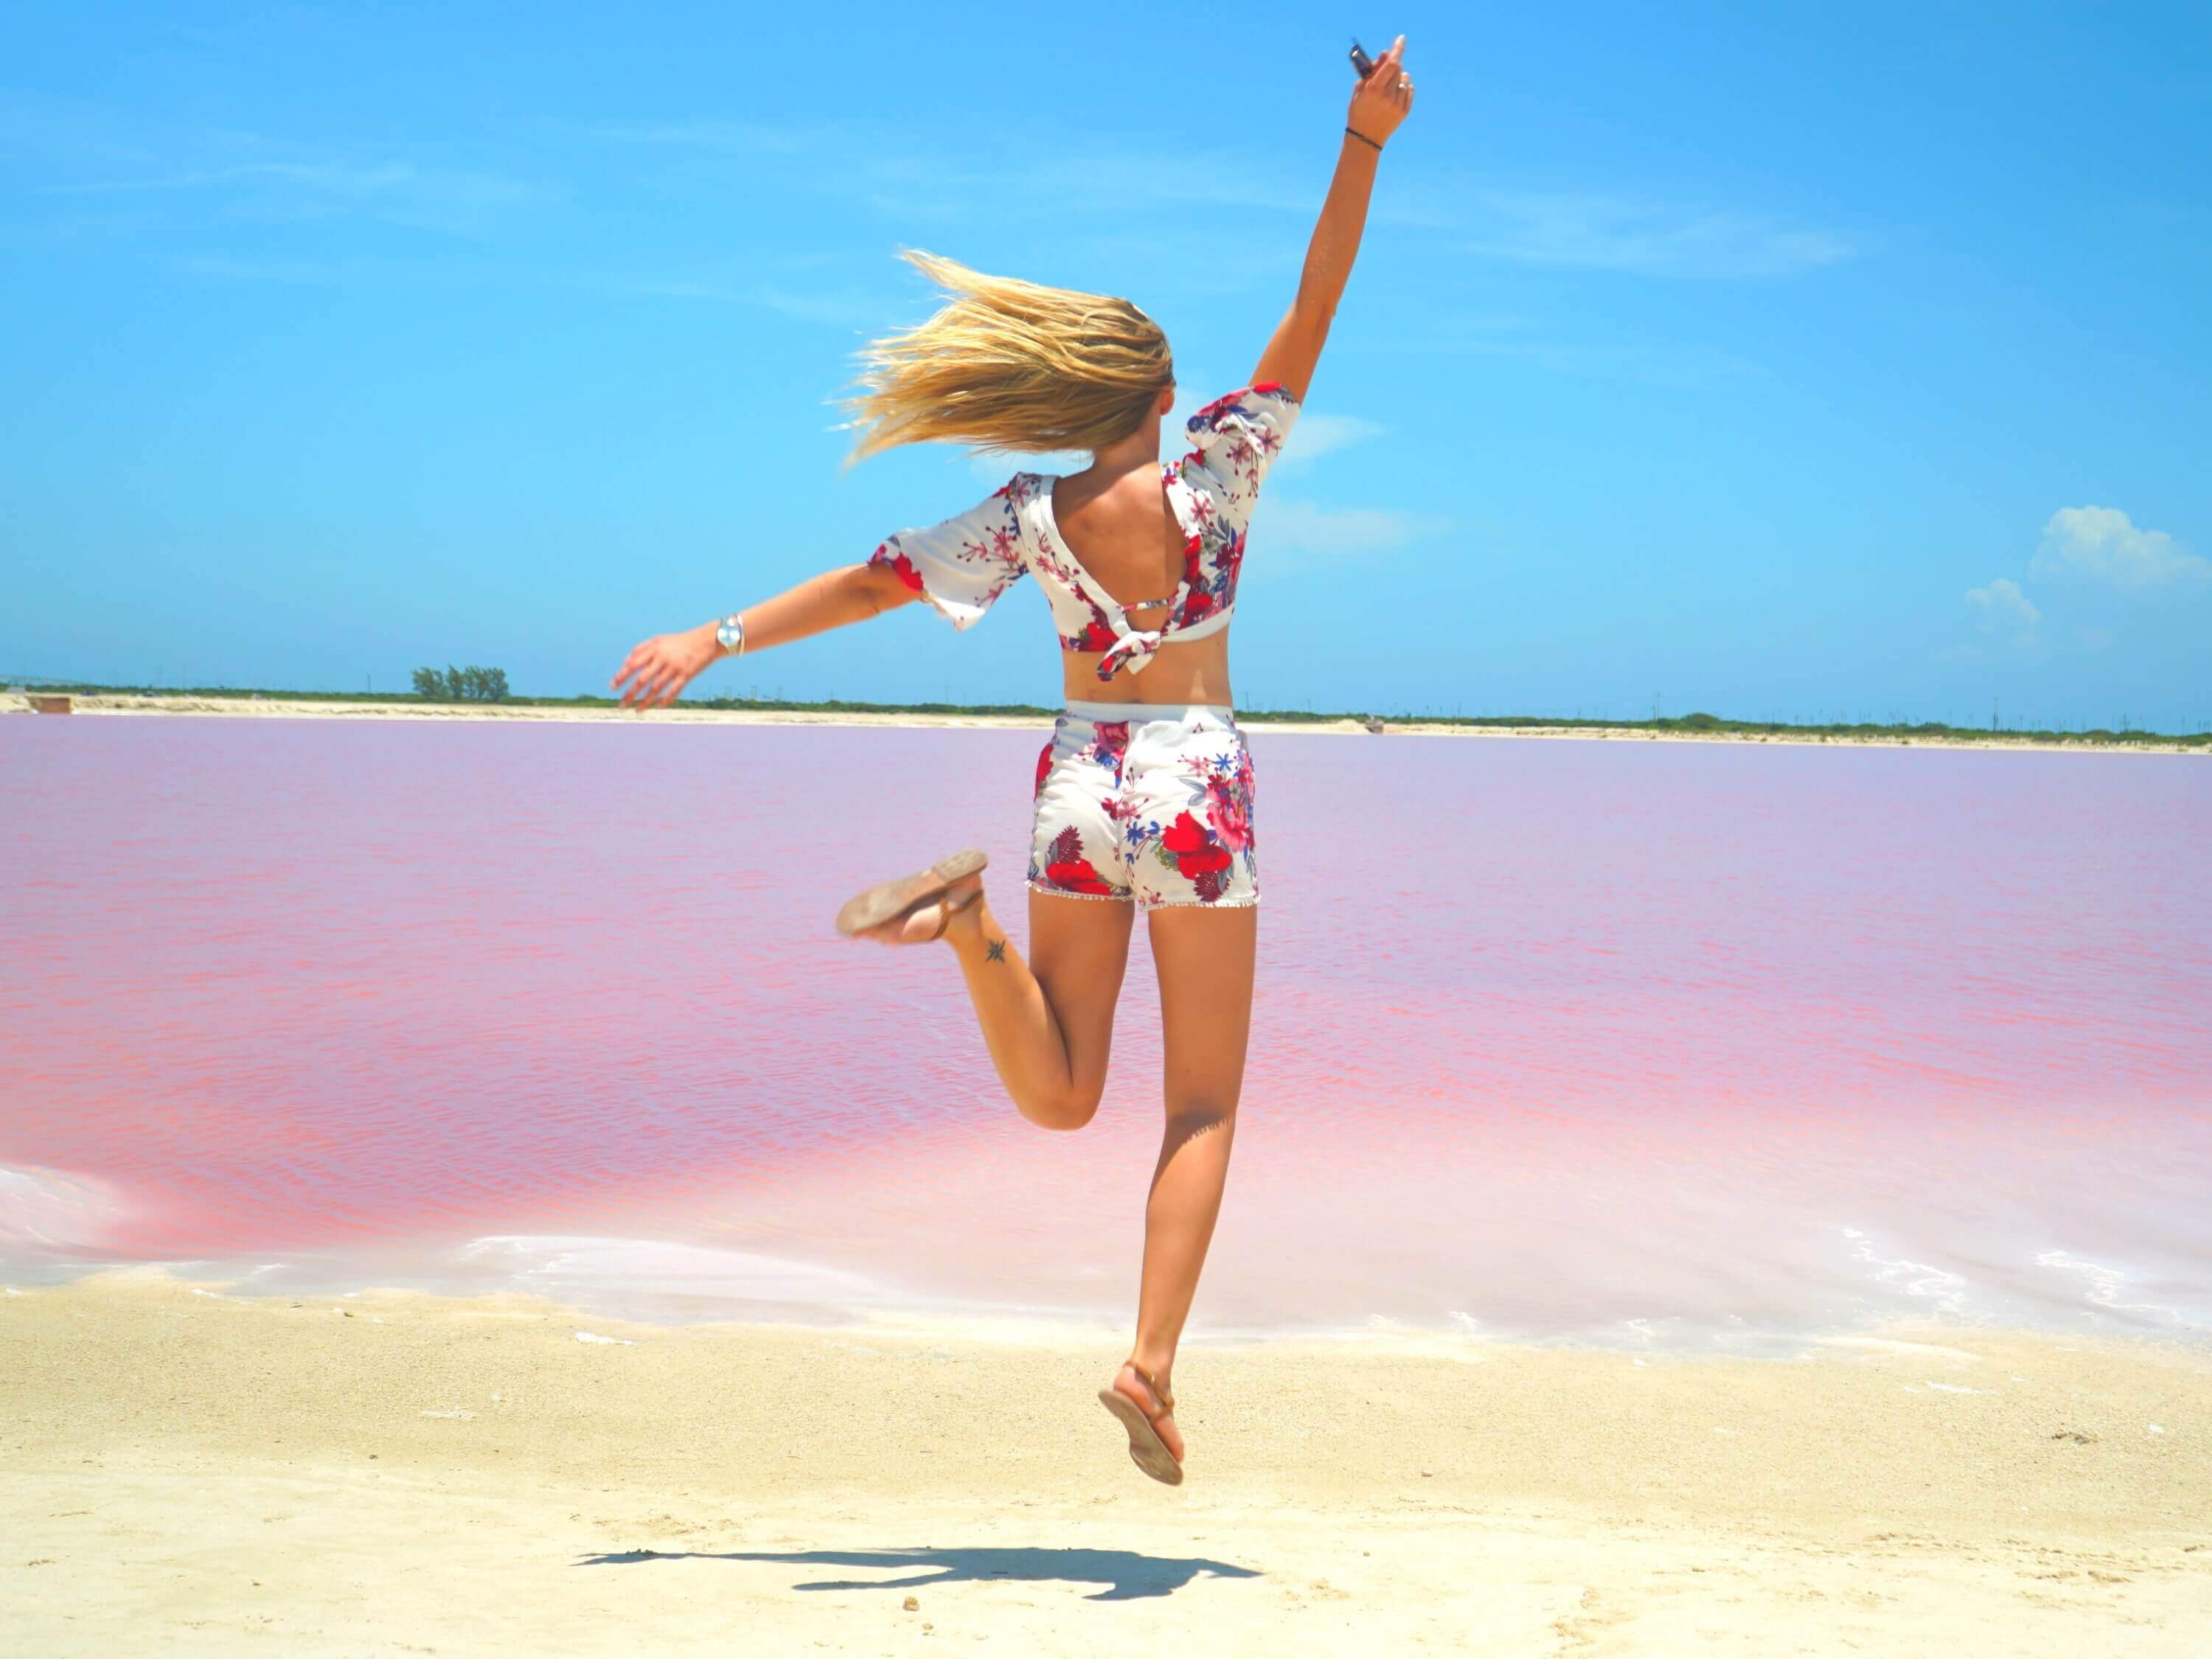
[411,664,508,703]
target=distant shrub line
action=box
[15,682,2209,746]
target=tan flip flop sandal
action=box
[1097,1360,1183,1486]
[834,849,989,938]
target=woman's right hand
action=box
[612,622,720,709]
[1348,35,1415,148]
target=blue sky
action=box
[3,2,2207,728]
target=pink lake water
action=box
[2,716,2208,1351]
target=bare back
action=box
[1051,466,1234,706]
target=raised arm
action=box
[1252,35,1416,400]
[611,560,914,709]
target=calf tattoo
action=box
[984,938,1007,963]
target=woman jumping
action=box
[613,41,1414,1484]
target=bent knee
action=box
[1026,1083,1104,1132]
[1165,1094,1238,1131]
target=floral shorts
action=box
[1028,703,1259,910]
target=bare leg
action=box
[1107,904,1258,1464]
[868,878,1132,1131]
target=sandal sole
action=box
[834,849,990,937]
[1097,1387,1185,1486]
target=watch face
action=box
[716,620,742,650]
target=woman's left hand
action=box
[612,623,720,709]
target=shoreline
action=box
[8,1244,2207,1358]
[4,1270,2207,1652]
[5,690,2202,754]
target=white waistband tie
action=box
[1096,628,1164,679]
[1091,603,1232,681]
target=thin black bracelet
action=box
[1343,125,1383,152]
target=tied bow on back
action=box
[1095,625,1169,681]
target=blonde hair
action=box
[844,251,1172,462]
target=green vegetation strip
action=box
[13,683,2206,747]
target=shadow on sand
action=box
[574,1544,1261,1602]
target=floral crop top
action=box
[868,383,1300,681]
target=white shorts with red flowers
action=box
[1027,703,1259,911]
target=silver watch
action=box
[714,613,746,657]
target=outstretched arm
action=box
[1253,35,1416,400]
[611,560,914,709]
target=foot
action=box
[860,872,985,946]
[1110,1360,1184,1467]
[835,849,987,939]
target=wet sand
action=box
[3,1272,2206,1654]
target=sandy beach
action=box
[3,1273,2205,1655]
[5,689,2201,753]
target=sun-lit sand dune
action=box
[2,1273,2207,1654]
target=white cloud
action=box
[181,254,361,283]
[38,152,544,237]
[1258,498,1447,558]
[1964,577,2041,649]
[1273,414,1385,470]
[965,447,1089,487]
[1464,191,1853,279]
[1447,330,1763,389]
[46,159,538,208]
[589,116,1857,280]
[1408,310,1761,389]
[585,118,810,156]
[592,116,1315,219]
[605,276,883,328]
[2030,506,2208,591]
